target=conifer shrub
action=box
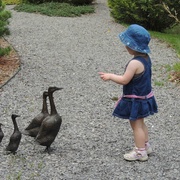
[0,0,11,56]
[26,0,94,5]
[108,0,180,32]
[0,0,11,37]
[69,0,93,5]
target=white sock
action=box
[136,147,147,156]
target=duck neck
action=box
[42,96,48,113]
[12,118,19,132]
[49,92,57,115]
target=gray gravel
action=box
[0,1,180,179]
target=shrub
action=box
[14,2,95,17]
[69,0,93,5]
[108,0,180,32]
[2,0,22,5]
[0,0,11,56]
[26,0,94,5]
[0,46,11,56]
[0,0,11,37]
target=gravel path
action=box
[0,1,180,179]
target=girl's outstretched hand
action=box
[98,72,111,81]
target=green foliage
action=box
[150,29,180,57]
[3,0,94,5]
[25,0,94,5]
[14,2,94,17]
[170,62,180,84]
[154,81,164,86]
[151,24,180,84]
[0,46,11,56]
[108,0,180,32]
[173,62,180,72]
[0,0,11,37]
[2,0,22,5]
[0,0,11,56]
[165,24,180,35]
[69,0,93,5]
[164,64,172,72]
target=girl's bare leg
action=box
[142,121,149,143]
[124,118,149,161]
[130,118,147,148]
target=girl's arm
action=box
[98,60,143,85]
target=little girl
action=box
[99,24,158,161]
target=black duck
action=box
[35,87,63,153]
[6,114,21,154]
[0,123,4,143]
[23,91,49,137]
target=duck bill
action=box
[56,87,63,91]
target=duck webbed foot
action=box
[5,150,17,155]
[44,146,52,154]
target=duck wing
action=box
[6,131,22,152]
[25,112,49,130]
[35,114,62,146]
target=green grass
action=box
[14,2,95,17]
[0,46,11,56]
[173,61,180,71]
[150,24,180,83]
[154,81,164,87]
[150,29,180,57]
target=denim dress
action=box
[113,56,158,121]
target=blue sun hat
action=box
[119,24,151,53]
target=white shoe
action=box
[146,145,153,155]
[124,148,148,161]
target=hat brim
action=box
[119,32,151,54]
